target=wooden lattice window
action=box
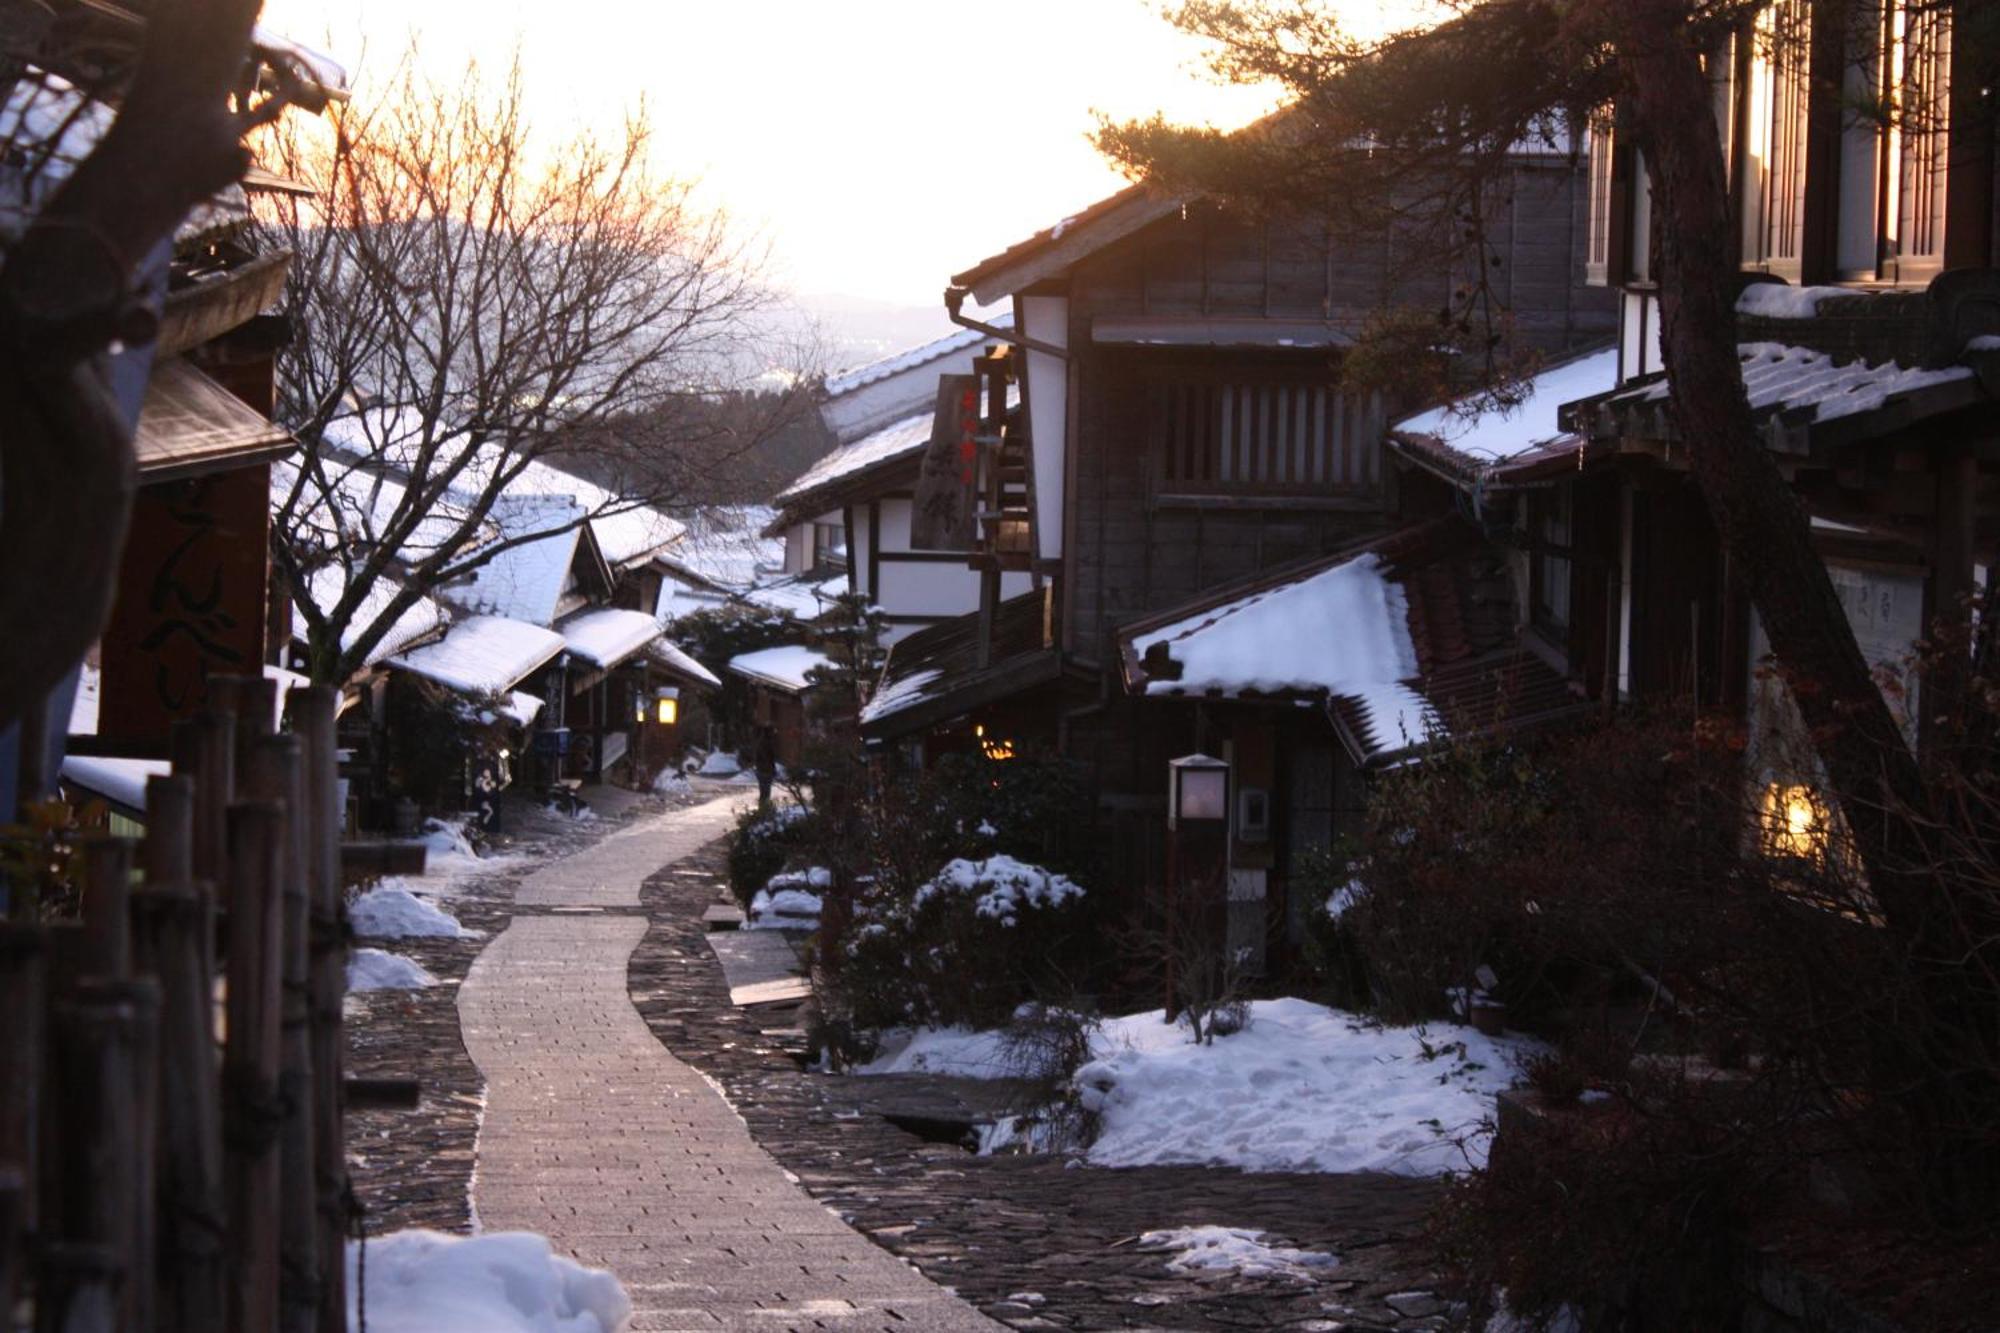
[1892,1,1950,276]
[1150,371,1381,497]
[1740,0,1812,275]
[1584,113,1618,286]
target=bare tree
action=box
[258,53,808,685]
[0,0,309,737]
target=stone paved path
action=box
[461,792,1001,1332]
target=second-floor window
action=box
[1739,0,1812,277]
[1148,368,1381,497]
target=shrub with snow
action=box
[747,867,829,929]
[910,855,1084,927]
[725,802,818,908]
[350,882,474,939]
[347,948,437,991]
[837,853,1095,1031]
[650,767,690,796]
[346,1228,629,1333]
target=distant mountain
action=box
[773,292,999,380]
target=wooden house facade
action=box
[858,149,1616,951]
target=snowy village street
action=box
[457,790,1002,1332]
[336,789,1473,1333]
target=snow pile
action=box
[650,768,691,796]
[1137,1226,1340,1282]
[419,818,483,875]
[1130,552,1435,755]
[857,1027,1019,1078]
[348,948,437,991]
[347,1229,629,1333]
[911,855,1084,926]
[1076,999,1535,1175]
[697,749,742,777]
[747,868,829,929]
[350,883,474,939]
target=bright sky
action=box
[256,1,1403,308]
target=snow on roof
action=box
[291,566,449,667]
[858,667,942,725]
[1615,342,1975,425]
[452,495,586,625]
[61,757,171,815]
[727,644,832,694]
[1392,347,1619,468]
[777,410,934,504]
[656,505,784,590]
[824,312,1014,398]
[252,28,351,101]
[1132,552,1434,753]
[389,615,566,695]
[646,639,722,690]
[558,607,662,669]
[742,573,848,619]
[501,692,543,727]
[1734,284,1864,319]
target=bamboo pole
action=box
[145,772,196,884]
[133,877,226,1333]
[39,979,157,1333]
[79,835,134,981]
[297,686,349,1333]
[0,924,42,1247]
[224,801,285,1333]
[245,735,322,1333]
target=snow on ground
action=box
[1137,1226,1341,1281]
[350,882,475,939]
[348,948,437,991]
[859,998,1537,1176]
[858,1027,1025,1078]
[1077,999,1536,1175]
[651,768,691,796]
[418,817,497,879]
[747,868,828,929]
[347,1229,629,1333]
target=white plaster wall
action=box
[1020,294,1069,561]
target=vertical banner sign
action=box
[910,373,978,551]
[99,466,273,744]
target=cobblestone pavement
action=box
[346,793,699,1233]
[459,792,1003,1333]
[631,843,1461,1333]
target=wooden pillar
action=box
[133,877,227,1333]
[224,802,285,1333]
[79,836,134,980]
[244,736,322,1333]
[297,687,348,1333]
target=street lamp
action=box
[1168,753,1230,829]
[1165,753,1231,1021]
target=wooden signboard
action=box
[98,466,273,746]
[909,373,978,552]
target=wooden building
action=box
[857,146,1616,947]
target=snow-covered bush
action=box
[836,851,1097,1031]
[724,802,817,908]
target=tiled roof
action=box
[824,312,1014,398]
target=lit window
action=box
[973,723,1015,761]
[1760,782,1830,863]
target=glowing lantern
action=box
[1761,782,1827,862]
[1168,753,1231,829]
[654,686,680,726]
